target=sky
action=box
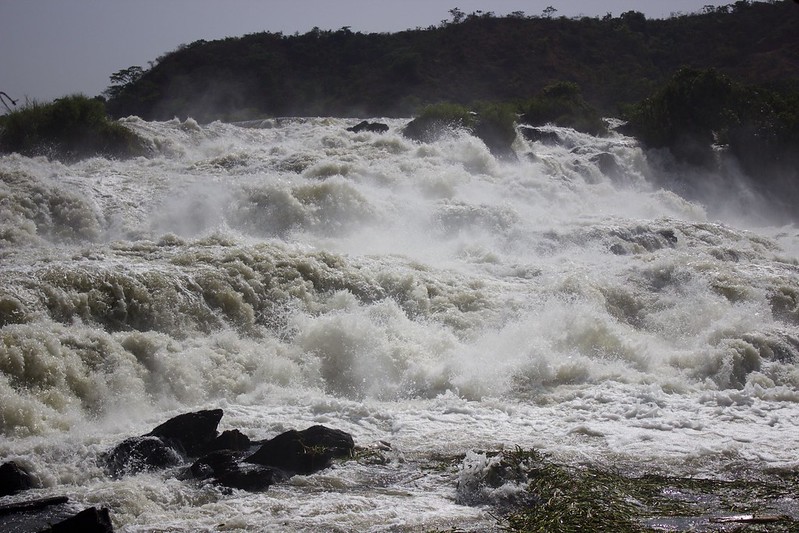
[2,0,743,106]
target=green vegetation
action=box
[462,448,798,533]
[402,101,519,159]
[104,1,798,122]
[622,67,799,216]
[0,95,148,162]
[521,81,608,136]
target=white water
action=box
[1,117,798,531]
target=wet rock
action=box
[104,435,183,477]
[104,409,224,476]
[191,451,286,491]
[0,461,34,496]
[590,152,624,181]
[40,506,114,533]
[245,425,354,475]
[347,121,389,133]
[148,409,224,456]
[207,429,252,453]
[520,126,561,145]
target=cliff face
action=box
[106,1,799,122]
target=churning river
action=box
[1,117,798,531]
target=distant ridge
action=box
[106,1,799,122]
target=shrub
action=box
[403,101,519,159]
[521,81,608,136]
[0,95,149,162]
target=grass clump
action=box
[496,449,798,533]
[0,94,149,162]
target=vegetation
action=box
[402,101,519,158]
[0,95,148,162]
[464,448,799,533]
[521,81,607,136]
[104,1,798,122]
[622,67,799,217]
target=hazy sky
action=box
[2,0,741,106]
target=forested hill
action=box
[106,1,799,121]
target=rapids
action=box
[1,117,798,531]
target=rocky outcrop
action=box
[103,409,225,476]
[245,425,355,475]
[347,121,389,133]
[519,125,562,146]
[103,410,355,492]
[148,409,224,456]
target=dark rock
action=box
[520,126,561,145]
[474,120,518,161]
[207,429,252,453]
[103,409,224,477]
[658,229,678,245]
[245,425,354,475]
[0,461,34,496]
[347,121,389,133]
[104,435,183,477]
[0,496,69,516]
[298,425,355,458]
[590,152,624,181]
[148,409,223,456]
[40,506,114,533]
[191,451,285,491]
[610,243,628,255]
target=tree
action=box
[543,6,557,18]
[104,66,144,99]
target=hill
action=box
[106,1,799,122]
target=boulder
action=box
[40,506,114,533]
[148,409,224,456]
[0,461,34,496]
[104,435,183,477]
[520,126,561,145]
[104,409,226,476]
[590,152,624,181]
[347,121,389,133]
[245,425,354,475]
[207,429,252,453]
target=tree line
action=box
[104,0,798,122]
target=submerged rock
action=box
[191,451,286,491]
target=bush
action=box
[521,81,608,136]
[403,101,519,159]
[0,95,149,162]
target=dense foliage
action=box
[105,1,798,122]
[0,95,148,162]
[622,68,799,218]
